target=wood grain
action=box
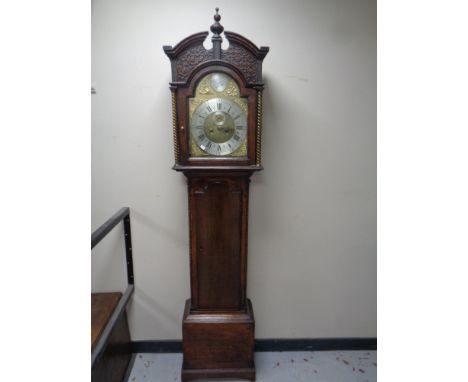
[182,299,255,381]
[91,292,122,348]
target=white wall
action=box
[92,0,376,340]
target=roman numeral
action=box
[206,106,212,113]
[217,103,222,110]
[233,134,240,141]
[234,115,240,120]
[198,134,205,140]
[206,142,212,149]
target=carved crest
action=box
[163,9,269,84]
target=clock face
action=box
[190,98,247,156]
[189,72,248,157]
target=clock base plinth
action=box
[181,299,256,382]
[182,367,255,382]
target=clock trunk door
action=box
[188,175,249,310]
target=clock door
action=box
[175,65,259,167]
[189,175,249,310]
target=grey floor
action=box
[128,351,377,382]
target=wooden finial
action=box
[210,7,224,36]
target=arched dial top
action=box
[189,72,248,157]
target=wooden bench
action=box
[92,208,135,382]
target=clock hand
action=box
[216,125,233,134]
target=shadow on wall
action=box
[129,286,181,337]
[131,209,188,249]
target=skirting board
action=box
[131,338,377,353]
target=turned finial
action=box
[210,7,224,36]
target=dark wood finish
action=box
[163,31,268,85]
[178,171,256,381]
[163,11,269,169]
[182,299,255,382]
[210,7,223,59]
[92,292,122,348]
[177,64,259,167]
[188,174,250,310]
[164,9,269,381]
[92,285,135,366]
[182,367,255,382]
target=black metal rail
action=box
[91,207,135,367]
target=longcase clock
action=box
[163,9,269,382]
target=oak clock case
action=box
[164,8,269,382]
[176,64,260,168]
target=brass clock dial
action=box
[189,72,248,157]
[191,98,247,156]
